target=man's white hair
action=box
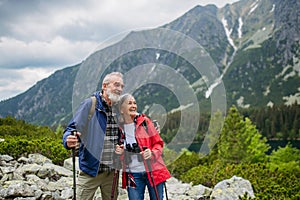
[102,72,123,85]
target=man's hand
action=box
[67,131,81,148]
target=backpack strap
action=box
[88,96,97,120]
[152,119,161,133]
[136,115,161,134]
[74,96,96,156]
[142,119,148,133]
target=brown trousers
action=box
[76,170,118,200]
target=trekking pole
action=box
[164,183,169,200]
[143,147,160,200]
[111,144,123,200]
[111,168,119,200]
[71,130,77,200]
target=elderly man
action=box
[63,72,124,200]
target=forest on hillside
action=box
[161,103,300,144]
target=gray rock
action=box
[186,184,212,199]
[0,155,14,162]
[61,187,73,199]
[211,175,255,200]
[0,153,255,200]
[63,157,79,172]
[17,163,41,176]
[4,182,35,197]
[28,154,52,165]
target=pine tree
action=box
[201,110,225,158]
[217,105,270,164]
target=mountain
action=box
[0,0,299,126]
[0,65,79,126]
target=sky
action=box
[0,0,240,101]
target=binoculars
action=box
[125,143,143,163]
[126,143,141,153]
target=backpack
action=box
[74,96,97,156]
[88,96,97,120]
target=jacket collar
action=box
[134,113,147,127]
[93,91,106,112]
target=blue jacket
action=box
[62,92,108,177]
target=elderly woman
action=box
[115,93,170,200]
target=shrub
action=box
[167,148,201,178]
[180,161,300,199]
[0,136,70,165]
[162,147,178,166]
[269,143,300,164]
[267,143,300,179]
[0,117,71,165]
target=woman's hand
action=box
[115,144,124,155]
[142,148,152,160]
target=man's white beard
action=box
[107,89,120,103]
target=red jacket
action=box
[121,114,171,188]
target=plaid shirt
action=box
[98,95,119,172]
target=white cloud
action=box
[0,36,98,69]
[0,67,54,101]
[0,0,240,101]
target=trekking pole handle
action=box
[71,129,77,136]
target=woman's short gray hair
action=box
[118,93,133,111]
[117,93,134,123]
